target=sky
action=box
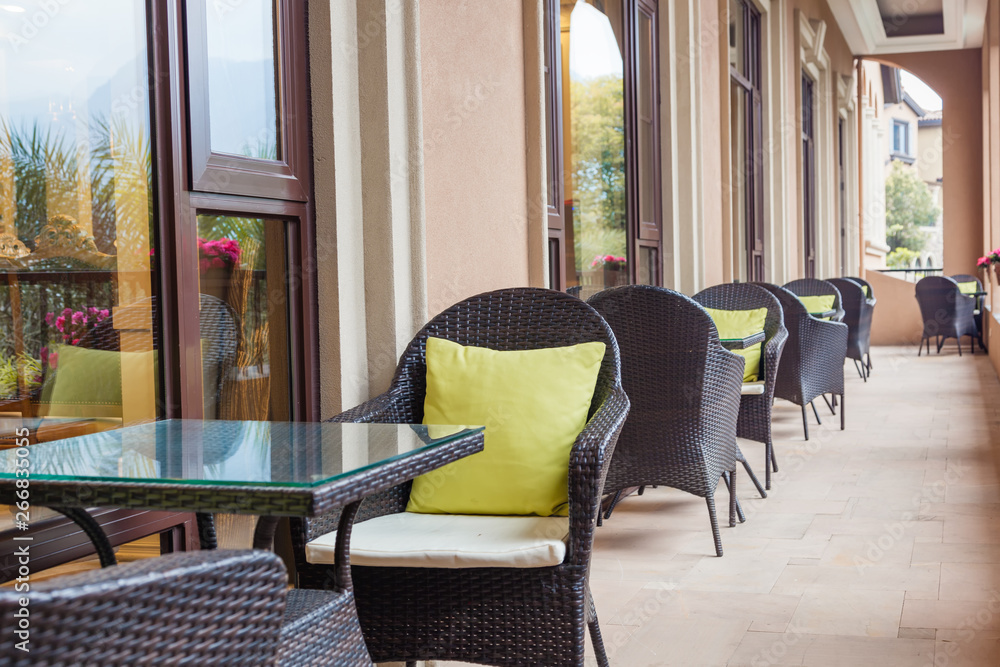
[901,71,943,112]
[569,1,623,81]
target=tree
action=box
[885,161,939,252]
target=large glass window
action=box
[546,0,661,295]
[0,0,158,433]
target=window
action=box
[729,0,764,281]
[802,72,817,278]
[892,120,910,156]
[544,0,661,294]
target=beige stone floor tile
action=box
[939,563,1000,601]
[819,534,915,569]
[934,627,1000,667]
[785,588,904,638]
[606,617,749,667]
[771,563,940,596]
[677,552,792,594]
[941,514,1000,544]
[901,598,1000,631]
[912,542,1000,564]
[726,631,934,666]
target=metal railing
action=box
[876,267,944,283]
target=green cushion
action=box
[797,295,836,318]
[407,337,606,516]
[957,281,978,295]
[864,285,871,298]
[40,345,156,417]
[704,307,768,382]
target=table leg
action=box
[196,512,217,550]
[334,501,362,591]
[49,507,117,567]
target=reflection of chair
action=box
[589,285,745,556]
[783,278,846,322]
[754,283,848,440]
[693,283,788,490]
[950,273,986,351]
[829,279,874,381]
[915,276,978,356]
[0,549,369,666]
[291,288,629,667]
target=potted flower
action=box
[198,237,242,302]
[977,249,1000,283]
[591,254,628,287]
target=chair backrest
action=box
[950,273,983,293]
[828,278,868,319]
[691,282,785,350]
[587,285,742,482]
[915,275,970,335]
[391,287,621,425]
[843,275,874,300]
[0,550,286,665]
[783,278,843,315]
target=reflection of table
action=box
[0,420,484,664]
[0,416,108,448]
[720,332,766,349]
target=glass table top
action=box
[0,420,483,488]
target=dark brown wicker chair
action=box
[0,549,369,666]
[829,278,874,382]
[753,283,848,440]
[844,275,876,305]
[588,285,747,557]
[915,276,978,356]
[950,273,986,352]
[693,283,788,490]
[290,287,630,667]
[783,278,846,322]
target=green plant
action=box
[885,161,939,253]
[887,247,921,269]
[0,353,42,399]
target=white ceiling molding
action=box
[827,0,988,55]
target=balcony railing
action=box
[876,267,944,283]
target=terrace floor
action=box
[438,345,1000,666]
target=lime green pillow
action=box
[704,307,767,382]
[407,337,606,516]
[40,345,157,417]
[797,295,836,317]
[864,285,872,298]
[957,281,978,295]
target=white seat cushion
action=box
[741,381,766,396]
[305,512,569,569]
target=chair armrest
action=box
[801,317,849,367]
[326,388,419,424]
[566,384,630,567]
[0,550,287,665]
[762,325,789,390]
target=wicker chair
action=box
[693,283,788,491]
[950,273,986,352]
[844,275,876,305]
[783,278,846,322]
[753,283,848,440]
[290,288,630,667]
[588,285,746,557]
[829,278,874,382]
[0,549,369,666]
[915,276,978,356]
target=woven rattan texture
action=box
[693,283,788,490]
[292,287,629,666]
[753,283,848,407]
[915,276,979,353]
[829,278,873,369]
[783,278,846,322]
[0,550,285,667]
[277,589,371,666]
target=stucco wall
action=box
[420,1,532,316]
[866,270,923,346]
[875,50,983,278]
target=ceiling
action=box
[827,0,988,55]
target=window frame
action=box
[801,71,817,279]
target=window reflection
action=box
[0,0,157,438]
[196,215,289,422]
[563,0,627,294]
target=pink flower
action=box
[48,352,58,369]
[55,315,66,332]
[71,311,88,326]
[44,312,54,326]
[98,309,110,321]
[979,256,992,268]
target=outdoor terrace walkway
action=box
[579,345,1000,666]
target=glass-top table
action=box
[720,332,766,350]
[0,419,484,562]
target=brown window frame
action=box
[153,0,317,421]
[801,71,817,279]
[544,0,662,290]
[730,0,765,282]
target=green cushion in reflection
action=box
[40,345,156,417]
[956,281,978,295]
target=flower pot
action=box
[993,264,1000,284]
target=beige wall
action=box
[984,0,1000,375]
[875,50,983,278]
[420,1,535,316]
[865,270,924,345]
